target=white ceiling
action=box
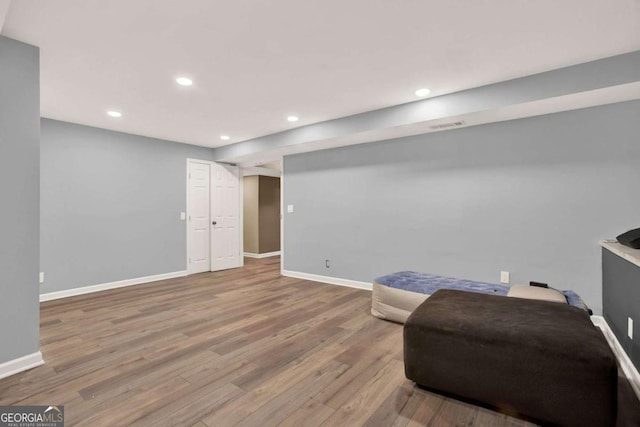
[2,0,639,148]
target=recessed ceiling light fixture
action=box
[107,110,122,118]
[287,115,299,122]
[220,135,230,141]
[415,88,431,97]
[176,77,193,86]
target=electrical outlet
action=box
[39,272,44,284]
[325,259,330,268]
[500,271,510,284]
[628,317,634,339]
[287,204,294,213]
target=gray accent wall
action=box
[283,100,640,315]
[40,119,214,294]
[0,36,40,363]
[603,249,640,369]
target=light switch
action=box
[180,212,186,220]
[287,204,294,213]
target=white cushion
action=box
[507,285,567,304]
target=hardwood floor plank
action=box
[279,399,335,427]
[77,349,218,401]
[319,359,407,426]
[232,360,350,427]
[404,390,446,427]
[320,334,402,410]
[389,386,426,427]
[0,257,634,426]
[130,382,244,427]
[229,322,346,390]
[181,358,257,387]
[426,396,479,427]
[362,383,415,427]
[73,377,192,427]
[200,334,351,426]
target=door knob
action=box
[212,221,217,225]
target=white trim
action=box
[40,271,187,302]
[280,160,285,276]
[282,269,372,291]
[238,167,245,268]
[186,159,192,273]
[591,315,640,400]
[244,251,281,259]
[0,352,44,380]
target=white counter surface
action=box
[601,240,640,268]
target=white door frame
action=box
[186,158,244,273]
[280,159,285,276]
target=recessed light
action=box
[287,115,299,122]
[415,88,431,97]
[107,111,122,118]
[176,77,193,86]
[220,135,230,141]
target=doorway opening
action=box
[241,161,282,269]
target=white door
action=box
[211,163,241,271]
[188,161,211,274]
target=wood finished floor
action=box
[0,257,636,426]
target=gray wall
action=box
[603,249,640,369]
[283,100,640,315]
[40,119,214,294]
[0,37,40,363]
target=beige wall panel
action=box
[258,176,281,253]
[243,176,259,254]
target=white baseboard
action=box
[591,315,640,400]
[0,351,44,380]
[40,270,187,302]
[282,269,372,291]
[244,251,281,259]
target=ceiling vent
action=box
[429,120,466,130]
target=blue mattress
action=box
[374,271,588,311]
